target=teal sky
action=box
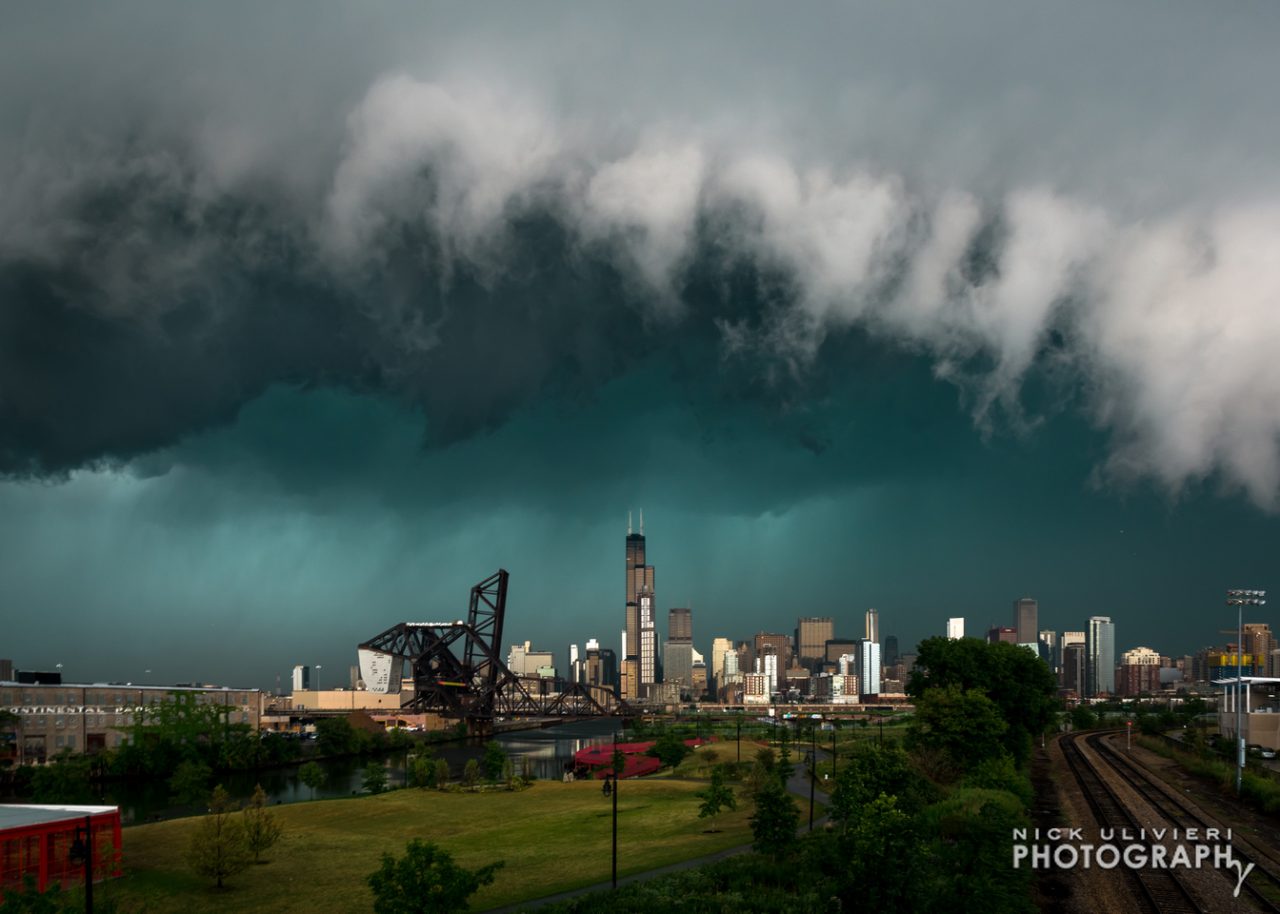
[2,3,1278,688]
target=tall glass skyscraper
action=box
[624,511,654,700]
[1086,616,1115,697]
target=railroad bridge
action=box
[357,570,629,733]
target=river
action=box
[108,718,623,824]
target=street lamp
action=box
[600,772,618,889]
[1227,589,1266,796]
[315,664,322,694]
[806,743,815,831]
[68,815,93,913]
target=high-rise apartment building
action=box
[1086,616,1115,697]
[1014,597,1038,645]
[864,609,879,645]
[796,617,835,668]
[623,511,655,700]
[947,618,964,640]
[1118,646,1162,696]
[859,640,882,697]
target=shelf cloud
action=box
[3,3,1279,508]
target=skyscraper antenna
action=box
[639,508,644,535]
[628,511,632,535]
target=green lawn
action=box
[104,778,761,913]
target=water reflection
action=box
[109,719,622,824]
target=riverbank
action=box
[102,777,755,913]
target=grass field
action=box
[102,774,764,913]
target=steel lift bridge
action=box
[357,570,630,732]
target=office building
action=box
[663,641,694,693]
[291,665,310,692]
[754,633,791,692]
[947,618,964,640]
[825,639,858,668]
[623,511,655,700]
[638,591,656,698]
[1086,616,1115,697]
[757,652,780,697]
[2,681,263,761]
[864,608,879,645]
[883,635,900,668]
[669,608,692,642]
[1244,623,1273,677]
[507,641,555,678]
[1039,630,1059,673]
[665,607,694,692]
[986,627,1017,645]
[796,617,835,668]
[711,637,734,692]
[1014,597,1038,645]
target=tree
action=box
[187,785,251,888]
[647,730,691,768]
[481,742,507,782]
[410,755,437,789]
[434,759,451,789]
[364,762,389,795]
[833,794,925,913]
[749,778,798,859]
[830,743,933,830]
[907,685,1008,778]
[299,760,326,800]
[907,637,1058,765]
[169,759,213,805]
[314,717,358,757]
[745,747,777,798]
[611,749,627,777]
[367,839,503,914]
[462,758,480,789]
[696,767,737,832]
[1069,705,1098,732]
[242,783,283,863]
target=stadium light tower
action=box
[1227,589,1267,796]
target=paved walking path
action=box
[484,751,834,913]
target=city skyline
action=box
[2,3,1279,689]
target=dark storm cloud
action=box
[3,2,1280,507]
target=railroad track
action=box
[1061,731,1206,913]
[1091,732,1280,914]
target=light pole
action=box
[601,772,618,889]
[1227,589,1266,795]
[315,664,322,695]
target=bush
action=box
[367,839,503,914]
